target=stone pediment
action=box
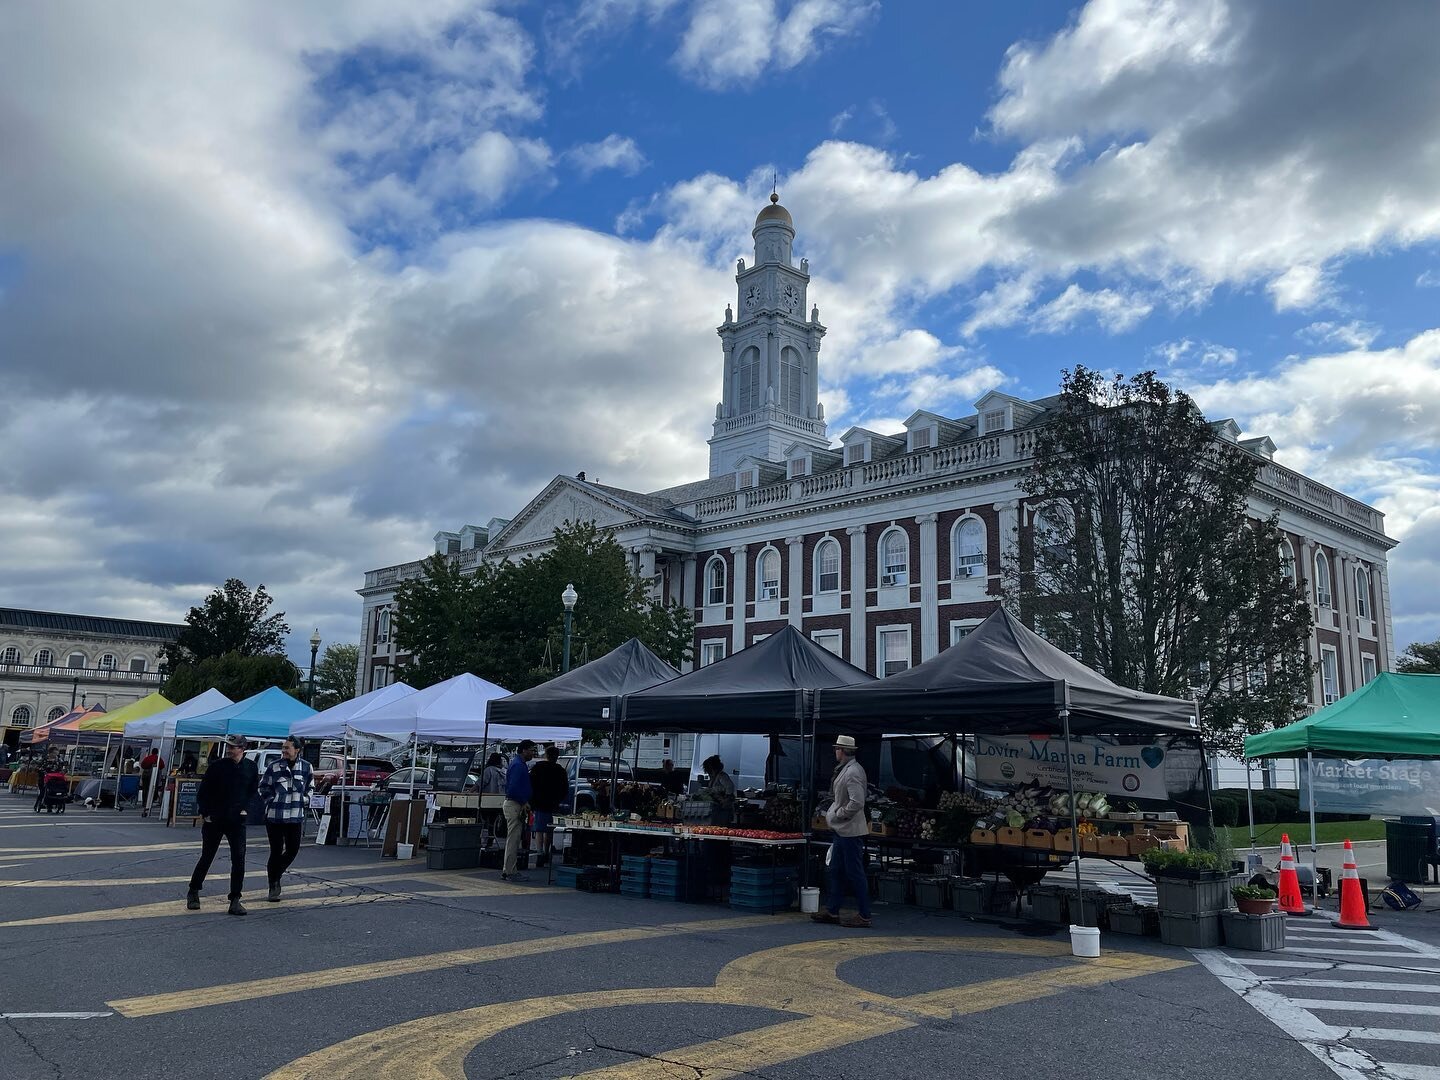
[486,478,638,552]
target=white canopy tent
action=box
[123,688,233,742]
[290,682,418,740]
[351,672,552,745]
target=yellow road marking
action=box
[110,915,775,1018]
[264,936,1191,1080]
[0,863,400,888]
[0,843,197,860]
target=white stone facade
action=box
[356,198,1397,728]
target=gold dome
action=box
[754,191,793,228]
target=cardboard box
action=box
[968,827,997,846]
[1096,834,1130,857]
[1025,829,1056,850]
[1081,834,1101,854]
[1053,828,1075,852]
[996,826,1026,847]
[1128,832,1160,856]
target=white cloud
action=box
[566,133,648,177]
[1297,320,1380,350]
[878,366,1010,413]
[452,132,553,204]
[675,0,876,89]
[1153,338,1238,368]
[1417,269,1440,288]
[827,99,897,143]
[1032,284,1152,334]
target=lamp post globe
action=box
[308,628,321,706]
[561,584,578,674]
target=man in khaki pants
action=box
[812,735,872,928]
[501,740,537,881]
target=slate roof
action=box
[0,608,185,641]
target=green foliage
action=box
[162,651,300,704]
[312,644,360,709]
[1397,638,1440,674]
[393,521,695,691]
[165,579,291,669]
[1005,367,1315,756]
[1140,847,1228,875]
[1233,884,1277,901]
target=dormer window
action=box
[909,427,932,451]
[788,457,808,478]
[982,409,1008,434]
[845,443,867,466]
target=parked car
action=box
[313,754,395,793]
[380,766,479,794]
[557,754,634,812]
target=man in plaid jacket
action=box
[258,736,314,903]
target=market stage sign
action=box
[1299,758,1440,816]
[974,735,1169,800]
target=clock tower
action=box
[708,193,829,477]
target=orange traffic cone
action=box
[1332,840,1378,931]
[1277,833,1312,916]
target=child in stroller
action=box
[38,772,70,814]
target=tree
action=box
[165,579,291,669]
[312,644,361,709]
[393,521,694,692]
[1005,367,1315,756]
[162,651,300,704]
[1397,639,1440,674]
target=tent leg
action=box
[1245,758,1257,856]
[114,735,125,812]
[1060,709,1083,912]
[1306,751,1319,909]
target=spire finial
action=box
[771,171,779,202]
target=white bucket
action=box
[1070,924,1101,958]
[799,886,820,914]
[396,842,414,860]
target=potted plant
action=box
[1140,847,1228,881]
[1232,884,1278,916]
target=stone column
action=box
[636,545,660,602]
[730,545,747,654]
[995,499,1020,572]
[1376,564,1396,670]
[916,513,939,660]
[1301,540,1323,705]
[847,525,867,672]
[786,536,805,629]
[681,555,698,615]
[1337,552,1362,691]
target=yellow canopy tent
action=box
[78,692,173,732]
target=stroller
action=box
[39,772,70,814]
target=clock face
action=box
[781,283,799,312]
[744,285,762,310]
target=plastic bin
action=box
[913,877,951,910]
[1220,911,1287,951]
[427,846,480,870]
[876,873,910,905]
[1156,875,1231,915]
[428,824,485,850]
[951,879,993,915]
[1108,904,1159,937]
[1029,887,1069,924]
[1159,911,1222,948]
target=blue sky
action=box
[1,1,1438,663]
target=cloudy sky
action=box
[2,0,1438,664]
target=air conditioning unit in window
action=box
[376,634,388,644]
[881,572,907,587]
[1317,592,1332,608]
[759,587,779,600]
[956,565,977,578]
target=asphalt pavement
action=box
[3,795,1439,1080]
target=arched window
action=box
[1032,508,1065,561]
[706,556,728,606]
[1314,551,1332,608]
[1355,566,1370,620]
[736,346,762,414]
[46,706,66,722]
[99,653,117,669]
[11,705,32,727]
[1279,540,1296,582]
[880,529,909,587]
[953,517,986,579]
[67,651,87,669]
[815,538,841,593]
[779,346,804,415]
[1,646,18,665]
[757,548,781,601]
[377,608,391,643]
[34,648,53,667]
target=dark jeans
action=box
[265,822,303,886]
[189,817,247,901]
[826,833,871,918]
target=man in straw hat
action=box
[812,735,873,928]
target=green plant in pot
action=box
[1233,884,1278,915]
[1141,847,1229,879]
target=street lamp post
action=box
[308,629,322,705]
[561,584,578,674]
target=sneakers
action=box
[186,891,200,911]
[227,899,248,916]
[501,872,530,882]
[267,884,281,903]
[810,911,840,924]
[840,915,872,929]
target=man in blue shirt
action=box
[501,740,537,880]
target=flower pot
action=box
[1236,897,1277,916]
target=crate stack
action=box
[620,855,651,899]
[1157,875,1230,948]
[552,863,586,888]
[729,864,797,912]
[648,856,704,902]
[426,823,483,870]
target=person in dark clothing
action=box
[527,746,569,868]
[186,735,259,915]
[659,759,687,796]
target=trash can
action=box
[1386,819,1435,884]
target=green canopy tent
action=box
[1244,672,1440,903]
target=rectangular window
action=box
[1320,647,1339,705]
[910,427,932,450]
[950,621,980,646]
[812,631,843,656]
[983,409,1007,434]
[845,443,865,465]
[1361,654,1377,685]
[878,628,911,678]
[700,641,726,667]
[129,657,147,673]
[817,543,840,593]
[68,653,85,669]
[788,458,807,478]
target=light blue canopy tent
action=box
[175,686,316,739]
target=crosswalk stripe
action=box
[1271,979,1440,994]
[1284,947,1424,958]
[1237,960,1440,975]
[1379,1065,1440,1080]
[1344,1028,1440,1046]
[1290,1000,1440,1017]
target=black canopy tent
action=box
[817,608,1202,899]
[485,637,680,732]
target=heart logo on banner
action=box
[1141,746,1165,769]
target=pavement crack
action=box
[2,1016,64,1080]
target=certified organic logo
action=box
[1000,762,1015,779]
[1123,772,1140,792]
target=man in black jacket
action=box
[527,746,569,868]
[186,735,260,915]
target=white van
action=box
[688,735,773,793]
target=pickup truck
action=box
[312,754,395,793]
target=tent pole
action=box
[98,732,113,811]
[1306,751,1319,909]
[1060,708,1083,908]
[1245,757,1257,856]
[113,733,125,812]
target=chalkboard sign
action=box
[175,779,201,820]
[433,749,474,793]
